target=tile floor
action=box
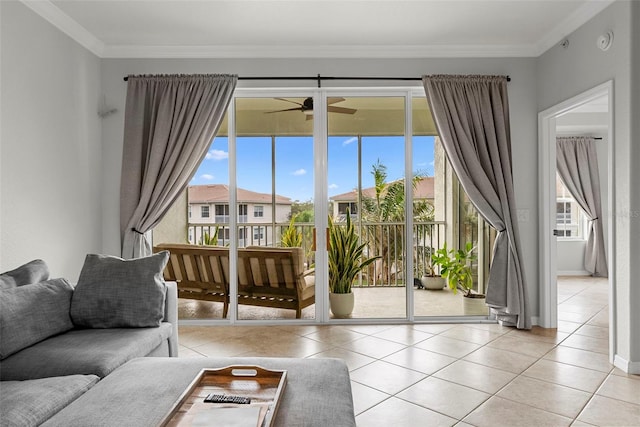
[177,277,640,426]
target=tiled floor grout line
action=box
[177,278,637,426]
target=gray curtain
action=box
[120,74,237,259]
[423,74,530,329]
[556,136,608,277]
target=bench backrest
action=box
[154,244,306,298]
[154,243,229,295]
[237,246,306,298]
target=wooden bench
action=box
[154,244,315,318]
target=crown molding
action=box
[20,0,105,57]
[102,44,538,59]
[534,0,616,56]
[21,0,610,60]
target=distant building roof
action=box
[188,184,292,205]
[330,177,434,201]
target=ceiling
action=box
[22,0,615,58]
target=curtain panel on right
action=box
[556,136,608,277]
[423,74,530,329]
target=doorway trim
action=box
[538,80,615,362]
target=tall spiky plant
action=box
[281,217,303,247]
[328,211,381,294]
[200,228,219,246]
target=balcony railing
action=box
[187,221,447,288]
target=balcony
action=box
[177,220,483,320]
[188,221,447,283]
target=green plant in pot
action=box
[328,211,380,318]
[420,246,446,290]
[431,242,486,315]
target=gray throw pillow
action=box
[70,252,169,328]
[0,259,49,289]
[0,278,74,359]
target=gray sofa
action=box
[0,256,178,426]
[0,257,356,427]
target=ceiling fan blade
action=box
[273,98,304,107]
[264,107,304,114]
[328,106,357,115]
[327,97,346,106]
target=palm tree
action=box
[359,160,434,284]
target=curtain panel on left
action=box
[120,74,237,259]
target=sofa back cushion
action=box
[70,252,169,328]
[0,278,74,359]
[0,259,49,289]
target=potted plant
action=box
[419,247,446,290]
[328,211,380,318]
[431,242,487,315]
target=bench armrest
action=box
[164,281,179,357]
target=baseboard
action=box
[614,354,640,374]
[557,270,591,276]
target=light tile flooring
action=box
[177,277,640,426]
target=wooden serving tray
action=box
[160,365,287,427]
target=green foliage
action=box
[290,200,314,223]
[328,211,381,294]
[431,242,477,296]
[281,217,303,247]
[199,228,219,246]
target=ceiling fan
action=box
[265,97,357,119]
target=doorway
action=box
[538,81,615,362]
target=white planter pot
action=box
[421,275,446,290]
[463,295,488,315]
[329,292,354,318]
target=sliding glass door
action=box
[327,96,408,319]
[234,96,316,321]
[158,88,492,323]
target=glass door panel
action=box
[235,97,316,321]
[328,96,406,319]
[412,96,491,318]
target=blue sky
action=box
[190,135,435,202]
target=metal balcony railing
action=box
[187,221,447,288]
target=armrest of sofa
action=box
[164,281,179,357]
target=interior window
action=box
[556,174,585,239]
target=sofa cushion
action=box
[42,357,356,427]
[0,374,99,427]
[0,259,49,289]
[0,322,172,380]
[70,252,169,328]
[0,278,74,360]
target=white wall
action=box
[537,0,639,370]
[0,2,103,281]
[100,56,541,317]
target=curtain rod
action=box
[559,136,603,140]
[122,74,511,86]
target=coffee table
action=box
[42,357,356,427]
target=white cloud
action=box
[342,137,357,146]
[292,168,306,176]
[201,174,214,180]
[329,183,338,189]
[205,149,228,160]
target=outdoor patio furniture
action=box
[154,243,230,316]
[154,244,315,318]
